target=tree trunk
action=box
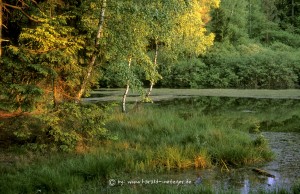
[52,76,58,108]
[76,0,106,101]
[292,0,295,19]
[0,0,2,58]
[248,0,252,38]
[122,84,130,113]
[146,41,158,98]
[76,55,97,101]
[146,82,154,98]
[122,58,132,113]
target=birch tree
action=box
[144,0,177,98]
[104,0,151,112]
[76,0,107,101]
[172,0,219,55]
[144,0,220,98]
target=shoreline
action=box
[84,88,300,102]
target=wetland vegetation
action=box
[1,94,300,193]
[1,0,300,193]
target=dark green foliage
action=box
[208,0,249,42]
[1,2,85,112]
[2,0,300,108]
[148,0,300,90]
[293,180,300,194]
[159,58,207,88]
[260,115,300,132]
[233,49,298,89]
[157,41,300,89]
[253,135,268,147]
[2,103,113,152]
[100,60,144,89]
[0,50,48,112]
[262,30,300,47]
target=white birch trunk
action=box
[76,0,106,101]
[146,41,158,97]
[146,82,154,97]
[122,58,132,113]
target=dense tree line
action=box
[2,0,300,114]
[0,0,221,150]
[1,0,221,113]
[100,0,300,90]
[153,0,300,89]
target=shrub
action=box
[8,103,114,152]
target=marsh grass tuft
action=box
[104,105,273,171]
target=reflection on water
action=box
[257,132,300,193]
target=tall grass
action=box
[0,101,281,193]
[107,105,273,167]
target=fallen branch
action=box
[252,168,275,178]
[221,159,230,172]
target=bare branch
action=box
[3,3,41,22]
[23,46,68,54]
